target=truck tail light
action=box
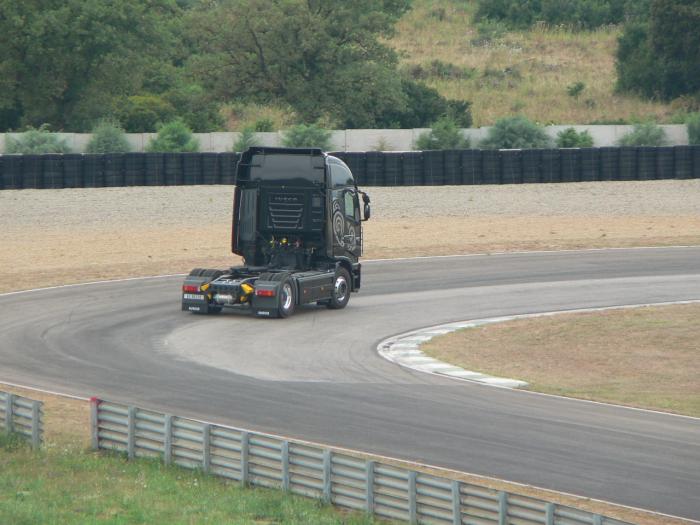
[182,285,199,293]
[255,289,275,297]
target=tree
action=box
[616,0,700,100]
[187,0,412,128]
[0,0,179,131]
[4,125,72,154]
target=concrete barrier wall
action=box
[0,126,689,153]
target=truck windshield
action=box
[249,154,325,185]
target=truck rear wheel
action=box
[327,268,350,310]
[277,279,296,318]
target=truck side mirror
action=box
[360,191,371,221]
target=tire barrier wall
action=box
[1,147,699,190]
[92,398,632,525]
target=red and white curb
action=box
[378,299,700,390]
[378,319,529,389]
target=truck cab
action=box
[181,147,370,318]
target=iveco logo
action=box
[273,194,301,203]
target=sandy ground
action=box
[1,180,699,293]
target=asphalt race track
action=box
[1,247,699,520]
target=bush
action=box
[618,122,668,146]
[253,118,275,132]
[475,0,628,30]
[4,125,72,154]
[85,119,131,153]
[282,124,332,150]
[146,119,199,152]
[119,95,176,133]
[479,116,552,149]
[233,128,260,152]
[556,128,594,147]
[415,117,470,150]
[686,113,700,145]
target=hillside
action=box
[391,1,675,126]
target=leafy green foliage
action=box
[556,127,594,147]
[4,125,72,154]
[479,116,552,149]
[187,0,414,128]
[119,95,177,133]
[253,118,275,132]
[567,82,586,99]
[0,1,181,131]
[475,0,629,30]
[616,0,700,100]
[85,120,131,153]
[686,113,700,145]
[146,120,199,152]
[233,128,260,152]
[282,124,333,150]
[617,122,668,146]
[415,117,470,150]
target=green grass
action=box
[0,439,385,525]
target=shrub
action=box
[475,0,628,30]
[556,128,594,147]
[282,124,332,150]
[686,113,700,145]
[617,122,668,146]
[85,119,131,153]
[233,128,260,152]
[120,95,176,133]
[415,117,470,150]
[146,119,199,152]
[253,118,275,132]
[479,116,552,149]
[567,82,586,99]
[4,125,72,154]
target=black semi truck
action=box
[181,147,371,318]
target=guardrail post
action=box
[498,491,507,525]
[127,406,136,460]
[593,515,603,525]
[281,440,289,491]
[90,397,100,450]
[240,431,249,485]
[30,401,41,450]
[365,461,375,514]
[452,480,461,525]
[323,449,332,503]
[545,502,554,525]
[408,470,417,524]
[164,415,173,465]
[5,393,14,434]
[202,424,211,473]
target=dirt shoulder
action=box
[1,181,699,293]
[422,304,700,417]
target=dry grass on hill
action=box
[391,1,675,126]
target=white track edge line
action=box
[377,299,700,422]
[1,244,697,297]
[1,381,695,524]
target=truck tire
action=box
[277,278,296,318]
[327,268,350,310]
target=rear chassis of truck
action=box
[181,146,366,318]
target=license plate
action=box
[183,293,205,300]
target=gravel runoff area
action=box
[1,180,699,293]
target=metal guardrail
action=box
[0,390,44,449]
[91,397,632,525]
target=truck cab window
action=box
[331,163,355,188]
